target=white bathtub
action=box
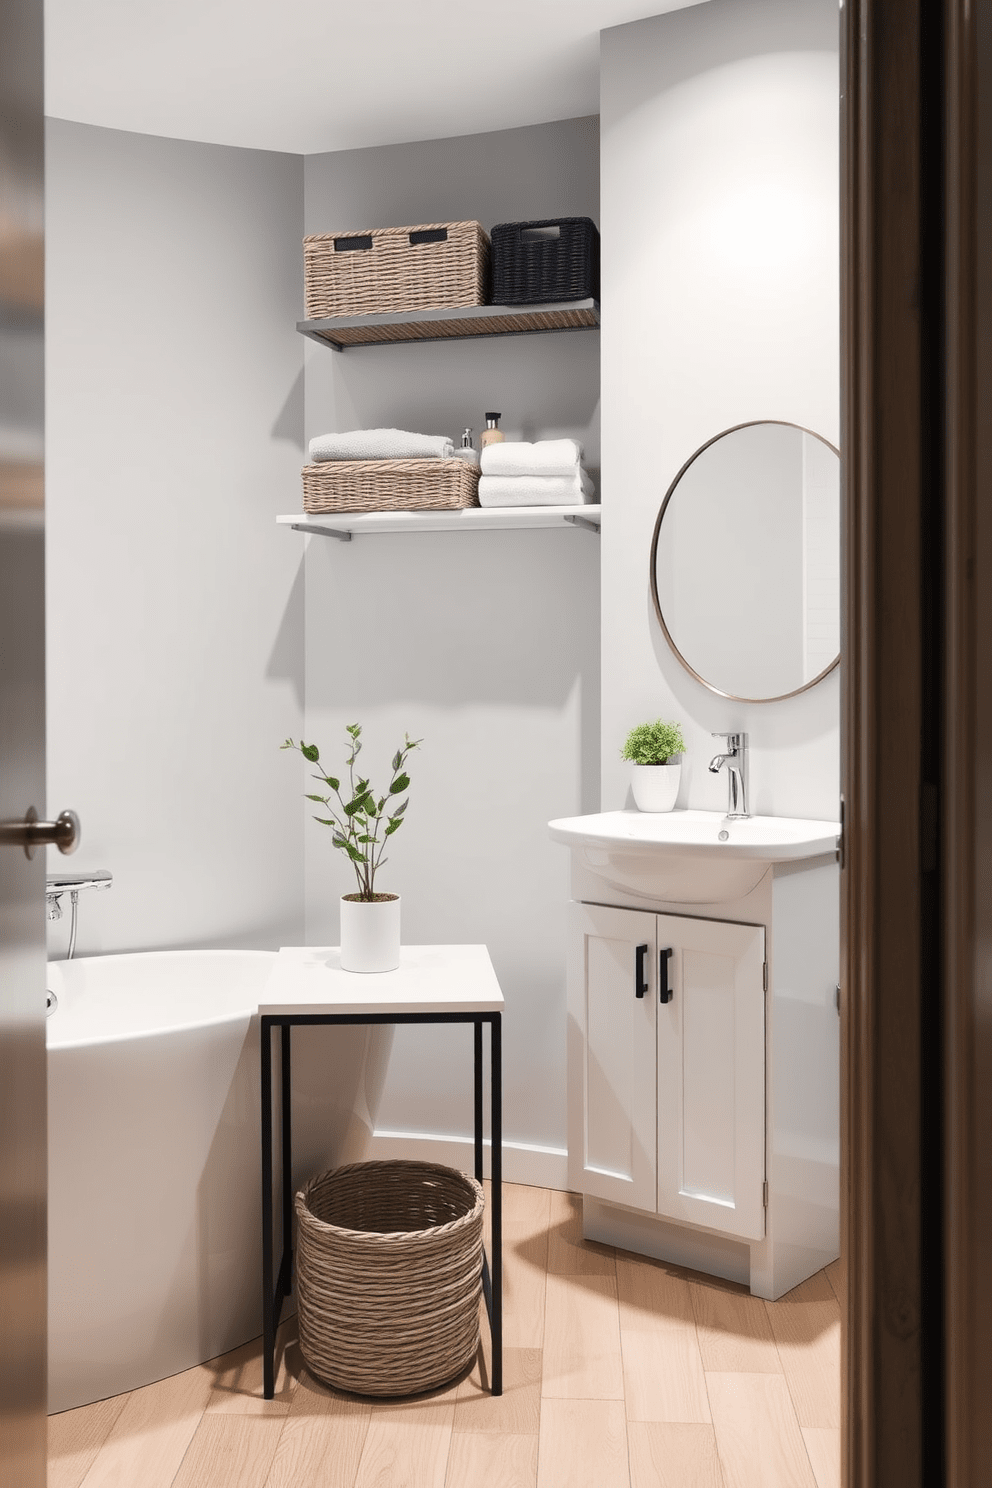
[47,950,389,1413]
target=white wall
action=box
[802,432,841,680]
[45,121,307,953]
[600,0,840,819]
[301,119,601,1167]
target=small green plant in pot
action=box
[621,719,686,813]
[282,724,421,972]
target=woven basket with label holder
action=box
[304,222,491,319]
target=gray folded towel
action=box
[309,428,454,461]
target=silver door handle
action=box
[0,808,80,859]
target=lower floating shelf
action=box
[277,505,601,541]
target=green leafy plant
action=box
[621,719,686,765]
[281,724,422,901]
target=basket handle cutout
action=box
[520,225,561,242]
[334,235,373,252]
[409,228,448,246]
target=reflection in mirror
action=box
[651,422,840,702]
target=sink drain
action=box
[47,990,58,1016]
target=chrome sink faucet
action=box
[709,732,749,819]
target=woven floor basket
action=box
[302,458,480,514]
[304,222,491,319]
[295,1160,485,1398]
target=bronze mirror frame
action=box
[648,419,842,704]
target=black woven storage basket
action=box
[490,217,600,306]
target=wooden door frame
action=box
[943,1,992,1482]
[841,5,927,1481]
[843,2,992,1482]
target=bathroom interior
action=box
[38,0,843,1484]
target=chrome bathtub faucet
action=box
[708,732,750,819]
[46,870,113,960]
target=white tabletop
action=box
[259,944,505,1017]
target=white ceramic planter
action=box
[631,762,681,813]
[340,894,401,973]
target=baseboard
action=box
[583,1195,751,1286]
[369,1129,569,1190]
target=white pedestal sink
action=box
[547,808,840,904]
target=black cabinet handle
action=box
[635,943,649,999]
[659,947,673,1003]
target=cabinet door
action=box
[567,902,657,1211]
[656,914,766,1241]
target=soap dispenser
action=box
[480,412,505,449]
[451,427,479,466]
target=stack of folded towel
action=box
[478,439,594,507]
[308,428,454,461]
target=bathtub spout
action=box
[46,869,112,960]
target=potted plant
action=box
[621,718,686,813]
[282,724,421,973]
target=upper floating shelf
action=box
[297,298,600,352]
[277,505,601,542]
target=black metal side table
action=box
[259,944,504,1399]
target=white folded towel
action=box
[478,469,595,507]
[480,438,583,477]
[309,428,454,461]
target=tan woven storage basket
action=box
[303,222,490,319]
[302,458,480,514]
[295,1160,485,1398]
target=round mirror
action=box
[650,421,840,703]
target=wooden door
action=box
[567,901,657,1210]
[656,914,766,1241]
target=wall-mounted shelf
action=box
[297,299,600,352]
[277,505,601,542]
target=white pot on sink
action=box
[630,762,681,813]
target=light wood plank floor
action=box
[49,1186,841,1488]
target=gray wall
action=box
[45,121,307,952]
[44,54,837,1175]
[44,114,600,1173]
[302,119,601,1164]
[600,0,840,820]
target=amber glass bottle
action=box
[479,412,505,448]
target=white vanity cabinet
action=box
[568,903,766,1239]
[554,810,841,1301]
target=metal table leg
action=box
[261,1017,274,1399]
[262,1020,294,1400]
[279,1024,293,1301]
[473,1020,484,1184]
[491,1012,502,1396]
